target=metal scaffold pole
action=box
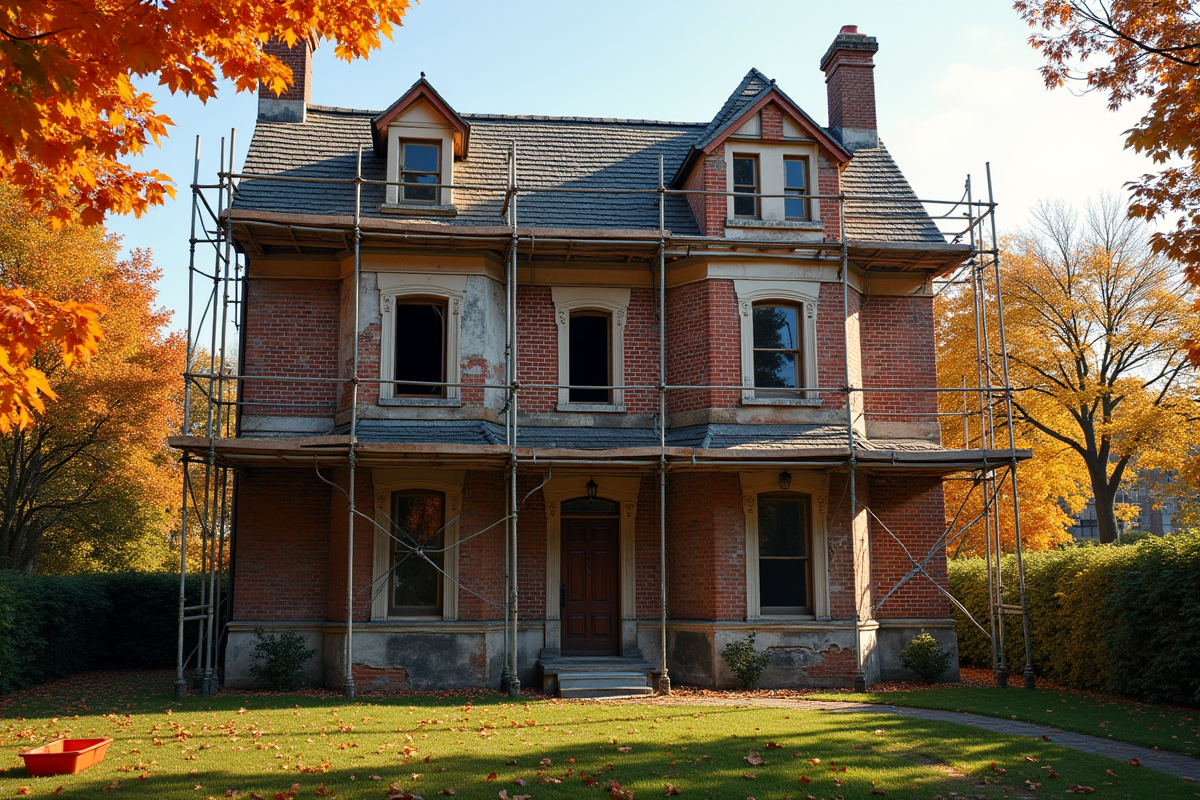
[657,153,670,696]
[507,141,521,697]
[343,146,364,699]
[841,192,867,693]
[985,163,1035,690]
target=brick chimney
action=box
[258,37,313,123]
[819,25,879,152]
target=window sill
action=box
[379,397,462,407]
[726,218,823,231]
[742,396,822,407]
[758,611,816,620]
[378,203,458,218]
[555,403,627,414]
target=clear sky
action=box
[106,0,1154,327]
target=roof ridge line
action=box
[462,113,706,127]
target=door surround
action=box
[542,475,641,657]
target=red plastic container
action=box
[19,738,113,776]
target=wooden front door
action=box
[561,516,620,655]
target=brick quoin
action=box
[622,289,661,414]
[666,474,745,620]
[861,295,937,422]
[233,468,330,620]
[243,278,339,417]
[867,475,949,619]
[665,281,740,415]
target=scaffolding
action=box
[174,129,1036,698]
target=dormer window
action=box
[732,155,759,218]
[784,156,810,221]
[401,141,440,204]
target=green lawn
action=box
[1,672,1196,800]
[809,686,1200,758]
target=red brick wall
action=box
[761,104,783,141]
[824,49,877,133]
[242,278,339,417]
[825,473,858,619]
[818,157,841,240]
[665,281,741,415]
[666,474,745,620]
[458,470,507,621]
[861,295,937,424]
[634,476,661,619]
[327,466,375,622]
[816,282,863,411]
[233,469,330,620]
[261,38,311,103]
[623,288,660,413]
[866,475,949,619]
[515,286,557,413]
[683,146,728,237]
[515,473,547,620]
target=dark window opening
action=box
[390,491,445,615]
[561,496,621,515]
[784,156,810,220]
[394,300,446,397]
[758,496,812,613]
[568,312,612,404]
[732,155,759,218]
[401,141,440,204]
[752,303,803,394]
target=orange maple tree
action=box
[1014,0,1200,362]
[0,288,101,433]
[1,0,412,226]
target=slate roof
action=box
[324,420,942,453]
[233,73,945,243]
[841,143,945,243]
[236,107,704,233]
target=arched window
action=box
[394,298,447,397]
[568,311,612,404]
[389,490,445,616]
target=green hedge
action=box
[0,572,215,695]
[950,531,1200,705]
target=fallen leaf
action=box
[438,792,455,797]
[873,729,885,736]
[744,751,764,766]
[618,747,632,754]
[742,773,757,779]
[665,784,681,796]
[1126,758,1142,767]
[1106,769,1117,777]
[485,773,498,782]
[765,742,782,749]
[870,791,886,797]
[798,775,811,784]
[1067,787,1095,795]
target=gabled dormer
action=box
[673,68,850,240]
[372,76,471,214]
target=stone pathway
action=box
[638,695,1200,781]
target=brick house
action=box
[187,26,1022,694]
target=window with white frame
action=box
[740,472,829,620]
[732,154,760,218]
[378,275,463,404]
[371,469,463,621]
[552,287,629,411]
[756,495,812,614]
[399,140,440,204]
[735,281,818,404]
[783,156,810,221]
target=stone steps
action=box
[538,656,659,698]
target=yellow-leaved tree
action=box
[0,187,184,572]
[938,198,1200,549]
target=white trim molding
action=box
[371,468,464,621]
[541,474,642,657]
[739,471,830,620]
[733,279,820,405]
[550,286,631,412]
[378,273,466,403]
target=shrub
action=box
[0,571,211,695]
[248,628,316,691]
[950,530,1200,705]
[900,631,952,683]
[721,631,772,690]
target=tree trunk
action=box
[1092,479,1120,544]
